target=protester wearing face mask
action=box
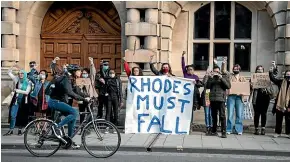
[4,63,32,136]
[149,55,175,76]
[251,65,273,135]
[223,62,247,135]
[29,69,51,119]
[95,60,110,118]
[123,57,144,77]
[181,51,202,126]
[205,65,231,138]
[76,58,98,130]
[28,61,39,81]
[105,69,123,133]
[269,61,290,138]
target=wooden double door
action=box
[41,1,122,75]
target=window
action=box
[193,43,209,70]
[192,2,252,72]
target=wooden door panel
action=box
[41,1,122,75]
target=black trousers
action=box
[68,99,73,107]
[253,104,269,128]
[106,97,119,125]
[78,103,88,124]
[275,110,290,135]
[210,101,226,133]
[97,95,108,118]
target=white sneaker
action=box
[104,127,109,134]
[238,132,242,135]
[113,130,117,134]
[273,134,281,138]
[71,142,80,149]
[226,132,231,135]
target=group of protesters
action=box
[3,51,290,139]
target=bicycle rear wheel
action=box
[24,119,61,157]
[81,120,121,158]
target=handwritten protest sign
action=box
[125,76,195,135]
[76,78,91,86]
[229,82,250,96]
[251,73,271,89]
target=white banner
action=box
[125,76,195,135]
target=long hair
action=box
[131,67,143,76]
[233,64,241,71]
[255,65,264,73]
[51,63,63,77]
[159,63,174,76]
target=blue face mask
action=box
[82,74,88,78]
[102,65,109,70]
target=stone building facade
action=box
[1,1,290,126]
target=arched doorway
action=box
[40,1,122,75]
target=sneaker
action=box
[273,134,281,138]
[113,129,118,134]
[18,129,22,136]
[52,125,63,137]
[71,142,80,149]
[221,132,227,138]
[3,130,13,136]
[226,132,231,135]
[104,127,109,134]
[210,132,218,136]
[288,134,290,139]
[254,128,259,135]
[237,132,242,135]
[261,128,265,135]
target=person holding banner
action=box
[123,57,143,77]
[269,62,290,138]
[251,65,272,135]
[149,55,175,76]
[205,65,231,138]
[223,63,247,135]
[181,51,202,123]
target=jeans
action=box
[226,95,244,133]
[210,101,226,133]
[48,99,78,137]
[10,104,19,129]
[204,106,212,127]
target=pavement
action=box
[2,149,290,162]
[1,128,290,157]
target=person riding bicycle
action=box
[46,57,90,149]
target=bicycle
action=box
[23,98,121,158]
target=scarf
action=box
[276,79,290,112]
[17,70,29,103]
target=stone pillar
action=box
[267,1,287,76]
[285,2,290,71]
[1,1,20,123]
[1,1,20,75]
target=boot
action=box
[206,127,211,135]
[18,129,22,136]
[261,128,265,135]
[3,130,13,136]
[254,128,259,135]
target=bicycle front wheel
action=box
[81,120,121,158]
[24,119,61,157]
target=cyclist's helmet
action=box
[66,64,81,74]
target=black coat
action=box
[205,74,231,102]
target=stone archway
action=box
[40,1,122,75]
[17,1,126,71]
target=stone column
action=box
[285,2,290,70]
[1,2,19,75]
[125,2,159,73]
[1,1,20,123]
[267,1,287,76]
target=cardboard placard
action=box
[251,73,271,89]
[205,89,210,107]
[229,82,250,96]
[76,78,91,86]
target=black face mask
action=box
[285,76,290,81]
[233,71,239,74]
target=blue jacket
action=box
[28,70,50,106]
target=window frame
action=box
[188,2,257,74]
